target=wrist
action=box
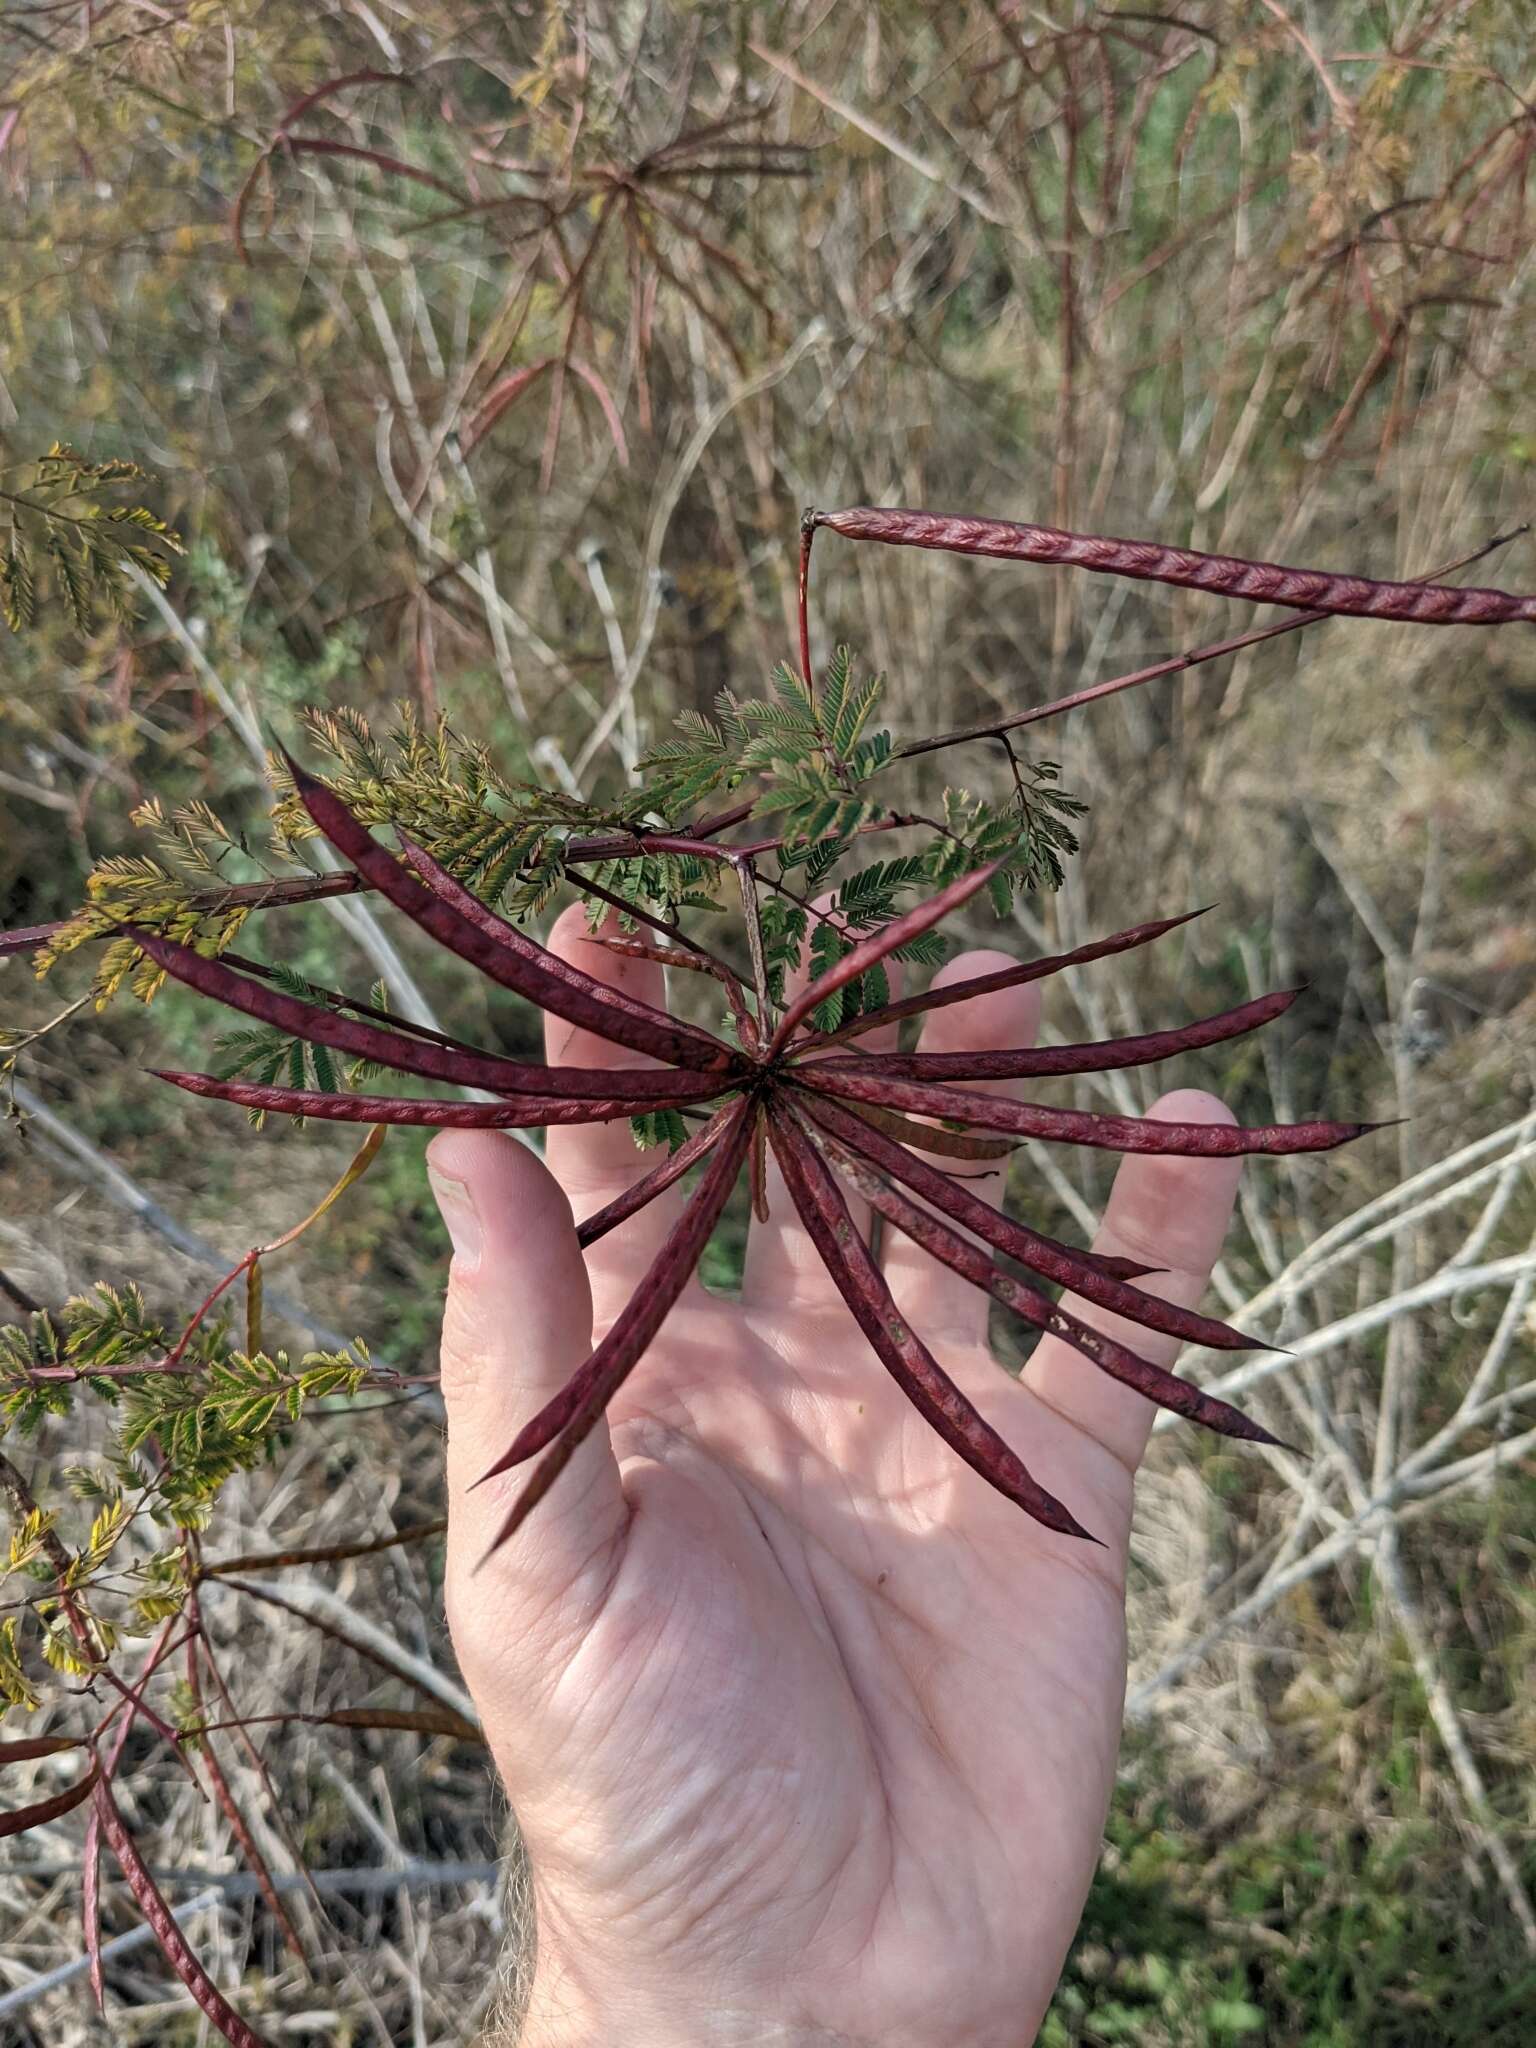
[524,2012,855,2048]
[523,2011,852,2048]
[522,1995,854,2048]
[519,1949,863,2048]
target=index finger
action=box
[541,903,697,1310]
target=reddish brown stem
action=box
[185,1590,327,1927]
[576,874,755,1036]
[200,1519,446,1578]
[0,873,365,962]
[588,931,758,1049]
[162,1251,256,1371]
[186,1635,306,1959]
[798,506,816,697]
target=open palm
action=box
[431,906,1242,2048]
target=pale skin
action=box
[428,903,1242,2048]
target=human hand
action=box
[428,905,1242,2048]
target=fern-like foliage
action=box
[272,704,643,916]
[0,444,182,633]
[634,651,1083,1026]
[31,790,279,1000]
[642,647,889,839]
[0,1281,373,1701]
[630,1108,690,1152]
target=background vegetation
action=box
[1,2,1533,2041]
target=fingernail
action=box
[428,1170,482,1273]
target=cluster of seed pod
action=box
[140,758,1377,1554]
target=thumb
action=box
[427,1129,626,1605]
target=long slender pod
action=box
[768,1107,1096,1540]
[797,1090,1261,1353]
[807,1121,1280,1445]
[810,908,1207,1047]
[132,928,720,1102]
[816,506,1536,625]
[805,987,1299,1083]
[154,1071,726,1126]
[799,1066,1374,1156]
[286,759,739,1071]
[475,1103,755,1557]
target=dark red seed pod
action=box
[0,1757,100,1838]
[576,1102,739,1248]
[768,857,1000,1052]
[286,758,740,1072]
[816,506,1536,626]
[92,1771,274,2047]
[798,1065,1375,1157]
[153,1070,727,1126]
[806,1117,1280,1447]
[132,928,721,1103]
[808,908,1209,1048]
[767,1105,1097,1542]
[475,1102,756,1557]
[798,1090,1260,1354]
[806,987,1301,1084]
[396,830,733,1064]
